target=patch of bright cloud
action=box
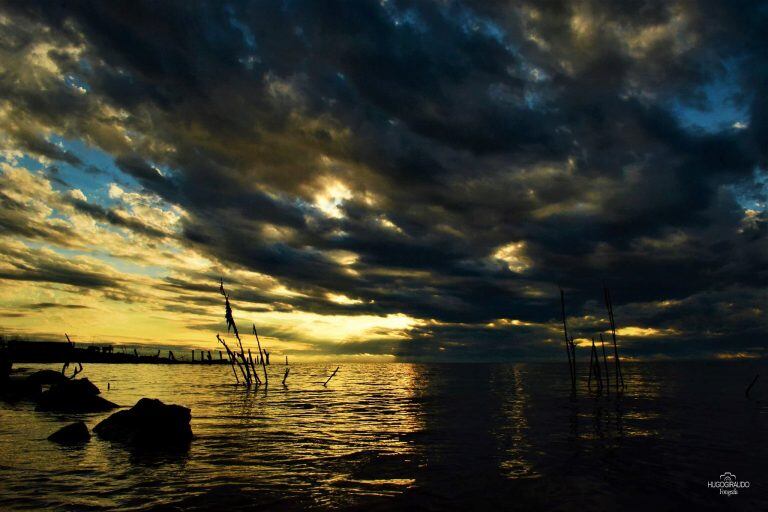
[68,189,87,202]
[714,351,761,360]
[313,178,353,219]
[493,241,532,273]
[377,215,403,233]
[326,292,363,305]
[615,326,679,337]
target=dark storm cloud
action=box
[12,132,82,166]
[66,196,171,239]
[1,0,766,359]
[0,190,77,246]
[114,156,169,187]
[0,263,118,289]
[26,302,90,310]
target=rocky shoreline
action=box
[2,362,193,452]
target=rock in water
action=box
[0,354,10,383]
[48,421,90,445]
[94,398,192,450]
[1,376,41,401]
[36,378,118,412]
[26,369,68,388]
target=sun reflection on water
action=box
[0,361,766,510]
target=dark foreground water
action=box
[0,361,766,511]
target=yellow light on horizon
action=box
[615,326,679,337]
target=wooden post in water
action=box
[560,289,576,390]
[591,338,602,392]
[746,374,760,397]
[600,333,610,391]
[569,336,576,388]
[248,349,261,385]
[604,286,625,390]
[587,336,597,389]
[252,324,269,386]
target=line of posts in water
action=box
[189,349,271,365]
[560,285,626,393]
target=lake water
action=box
[0,361,766,511]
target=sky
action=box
[0,0,765,361]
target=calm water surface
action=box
[0,361,766,511]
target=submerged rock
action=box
[48,421,90,445]
[94,398,192,450]
[36,378,118,412]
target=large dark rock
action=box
[36,378,118,412]
[26,369,68,387]
[94,398,192,450]
[48,421,90,445]
[0,354,10,383]
[1,375,41,401]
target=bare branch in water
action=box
[282,367,290,386]
[62,333,83,379]
[323,367,340,387]
[220,280,252,386]
[217,334,243,385]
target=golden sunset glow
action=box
[1,3,768,511]
[0,0,764,363]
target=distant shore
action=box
[4,340,229,365]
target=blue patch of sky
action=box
[665,59,763,212]
[8,133,180,250]
[0,152,44,172]
[731,168,767,212]
[524,90,543,109]
[44,135,150,206]
[7,138,175,280]
[668,61,750,133]
[78,57,93,74]
[226,4,261,70]
[43,137,180,222]
[381,0,427,32]
[454,7,506,43]
[226,4,257,48]
[64,73,90,94]
[47,244,169,278]
[59,134,178,203]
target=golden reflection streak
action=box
[214,363,424,502]
[496,364,537,478]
